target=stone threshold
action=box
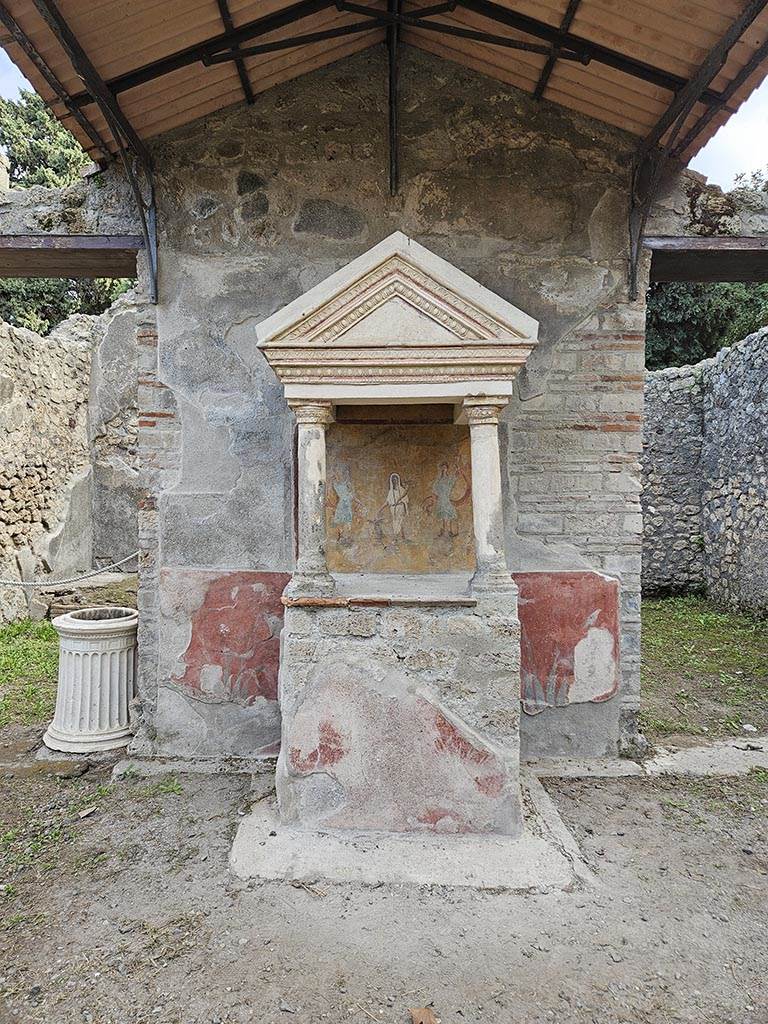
[526,733,768,779]
[229,775,597,893]
[109,733,768,781]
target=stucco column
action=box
[464,397,514,594]
[286,400,335,597]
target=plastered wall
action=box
[133,46,645,761]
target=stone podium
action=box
[256,232,539,837]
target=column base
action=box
[43,723,133,754]
[469,568,517,594]
[283,572,336,599]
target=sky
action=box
[1,46,768,190]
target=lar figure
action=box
[425,457,470,537]
[331,463,359,544]
[386,472,409,541]
[432,462,459,537]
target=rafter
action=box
[533,0,581,101]
[66,0,728,111]
[202,19,386,64]
[69,0,339,106]
[214,0,255,105]
[0,0,111,163]
[30,0,158,303]
[628,0,768,298]
[455,0,723,104]
[672,35,768,161]
[32,0,150,166]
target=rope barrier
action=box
[0,552,140,588]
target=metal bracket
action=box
[628,0,768,300]
[32,0,159,303]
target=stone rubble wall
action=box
[0,316,95,621]
[649,169,768,238]
[641,365,706,595]
[642,327,768,613]
[0,296,140,622]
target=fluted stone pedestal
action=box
[44,607,138,753]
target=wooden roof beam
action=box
[69,0,339,106]
[67,0,723,109]
[646,236,768,283]
[533,0,581,101]
[672,35,768,160]
[455,0,723,104]
[638,0,768,160]
[32,0,151,167]
[214,0,255,105]
[630,0,768,298]
[0,0,112,162]
[0,235,143,278]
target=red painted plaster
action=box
[514,571,620,714]
[433,710,492,766]
[416,807,471,831]
[285,678,516,834]
[474,772,505,797]
[173,571,289,703]
[289,720,348,772]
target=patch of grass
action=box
[641,596,768,744]
[140,776,183,798]
[0,913,44,937]
[0,619,59,726]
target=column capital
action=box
[462,396,509,426]
[288,400,335,426]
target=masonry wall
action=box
[132,46,645,762]
[0,298,140,621]
[0,316,93,621]
[642,365,706,594]
[642,327,768,614]
[89,299,141,567]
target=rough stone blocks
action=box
[276,601,523,837]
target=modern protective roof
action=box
[1,0,767,165]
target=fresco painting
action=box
[326,423,475,573]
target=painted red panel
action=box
[514,571,620,715]
[284,674,518,834]
[173,571,289,703]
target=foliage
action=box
[640,595,768,742]
[0,619,59,727]
[0,89,131,333]
[0,90,89,188]
[0,277,128,335]
[645,280,768,370]
[646,167,768,370]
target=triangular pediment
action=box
[338,296,460,344]
[256,232,539,388]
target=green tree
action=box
[0,90,130,333]
[646,280,768,370]
[646,168,768,370]
[0,89,88,187]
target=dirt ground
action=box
[1,725,766,1024]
